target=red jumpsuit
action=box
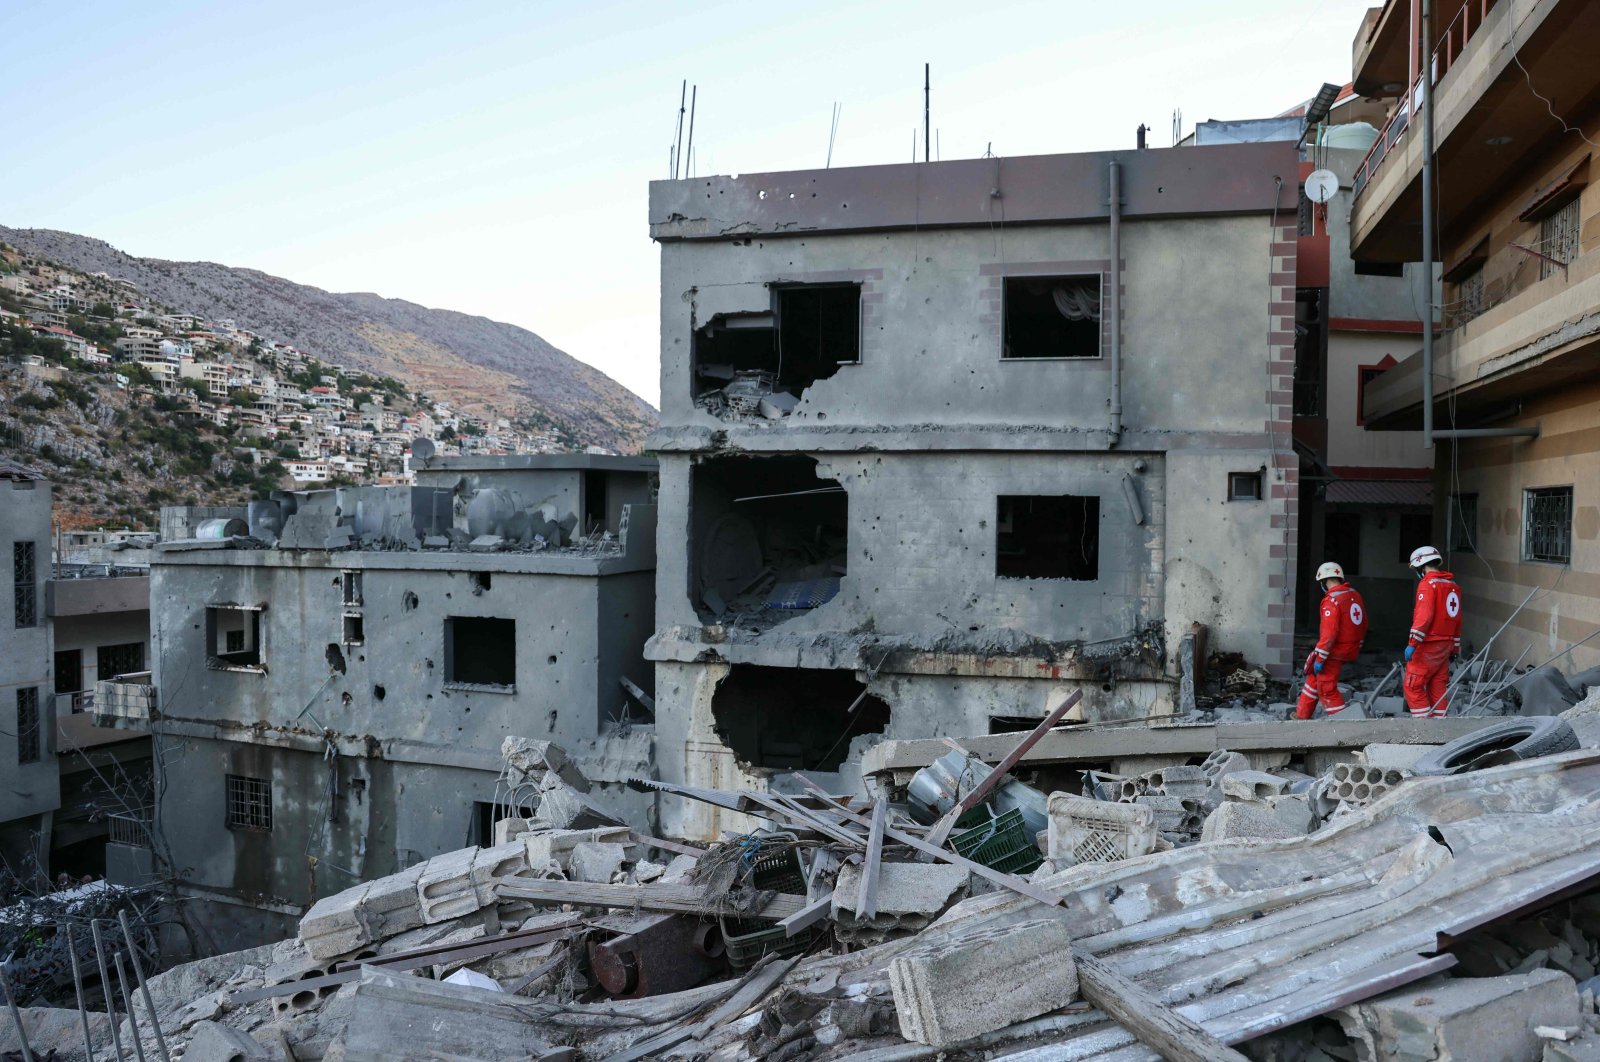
[1296,582,1368,720]
[1404,570,1462,717]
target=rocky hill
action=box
[0,226,656,452]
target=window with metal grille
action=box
[225,774,272,831]
[1455,266,1485,324]
[16,687,41,765]
[1541,199,1580,280]
[97,642,145,680]
[13,541,37,628]
[1524,486,1574,563]
[1449,493,1479,554]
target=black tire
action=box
[1411,718,1580,776]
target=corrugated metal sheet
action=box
[1325,479,1431,506]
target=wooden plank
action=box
[628,831,706,858]
[620,676,655,713]
[862,717,1506,774]
[858,796,887,919]
[497,878,805,920]
[793,777,1065,909]
[1076,953,1249,1062]
[779,892,834,938]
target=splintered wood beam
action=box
[1076,954,1249,1062]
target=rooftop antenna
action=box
[672,79,687,180]
[923,63,931,162]
[826,102,841,168]
[685,85,698,179]
[1171,108,1182,146]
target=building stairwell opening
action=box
[691,455,847,627]
[710,664,890,774]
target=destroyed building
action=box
[93,455,659,951]
[645,143,1308,834]
[1359,0,1600,675]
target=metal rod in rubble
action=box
[120,908,172,1062]
[114,950,149,1062]
[92,919,128,1062]
[0,961,36,1062]
[67,923,97,1060]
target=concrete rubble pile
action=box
[23,708,1600,1061]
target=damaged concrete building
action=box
[645,144,1312,834]
[1358,0,1600,676]
[94,455,658,951]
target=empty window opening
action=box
[691,455,848,624]
[97,641,145,681]
[711,665,890,774]
[584,470,609,535]
[1002,275,1102,359]
[1524,486,1573,564]
[996,495,1100,581]
[225,773,273,831]
[55,649,83,696]
[1449,493,1479,554]
[692,284,861,418]
[1228,472,1263,502]
[1323,512,1361,576]
[343,613,365,645]
[342,570,363,606]
[472,800,538,847]
[16,687,41,765]
[444,616,516,689]
[14,541,37,628]
[469,571,492,594]
[207,606,263,669]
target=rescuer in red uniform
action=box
[1402,546,1463,718]
[1295,561,1368,720]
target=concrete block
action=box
[1133,794,1187,831]
[1368,695,1407,718]
[567,841,628,883]
[299,882,376,960]
[472,841,532,903]
[417,848,483,925]
[1200,801,1304,843]
[534,776,622,830]
[1266,792,1315,834]
[363,863,426,937]
[184,1019,272,1059]
[1359,743,1432,771]
[493,816,534,845]
[889,917,1078,1047]
[1200,749,1250,781]
[1221,771,1290,802]
[524,827,634,870]
[1338,970,1580,1062]
[501,737,591,791]
[834,861,969,919]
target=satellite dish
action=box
[412,437,436,462]
[1305,169,1339,204]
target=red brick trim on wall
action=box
[1266,221,1299,681]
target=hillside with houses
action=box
[0,241,628,527]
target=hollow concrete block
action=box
[889,917,1078,1047]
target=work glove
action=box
[1312,659,1324,675]
[1404,645,1415,663]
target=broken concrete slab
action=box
[834,861,969,920]
[889,917,1078,1047]
[534,774,624,830]
[335,967,553,1062]
[0,1006,114,1060]
[524,826,634,871]
[1359,743,1432,771]
[567,841,628,883]
[1200,800,1305,842]
[1266,792,1315,834]
[1338,969,1580,1062]
[185,1018,272,1059]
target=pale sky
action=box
[1,0,1373,407]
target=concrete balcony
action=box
[1351,2,1410,98]
[95,673,158,729]
[1364,247,1600,427]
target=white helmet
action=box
[1315,561,1345,582]
[1409,545,1443,569]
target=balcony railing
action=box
[108,809,154,849]
[1353,0,1499,199]
[54,690,95,715]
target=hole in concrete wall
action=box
[692,284,861,417]
[711,665,889,773]
[469,572,491,594]
[444,616,516,688]
[988,715,1041,734]
[402,591,419,612]
[691,455,847,623]
[325,643,346,674]
[996,495,1100,580]
[207,606,263,669]
[373,684,386,701]
[1002,275,1101,359]
[341,691,353,706]
[584,470,608,535]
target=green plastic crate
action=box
[721,838,817,970]
[950,807,1043,875]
